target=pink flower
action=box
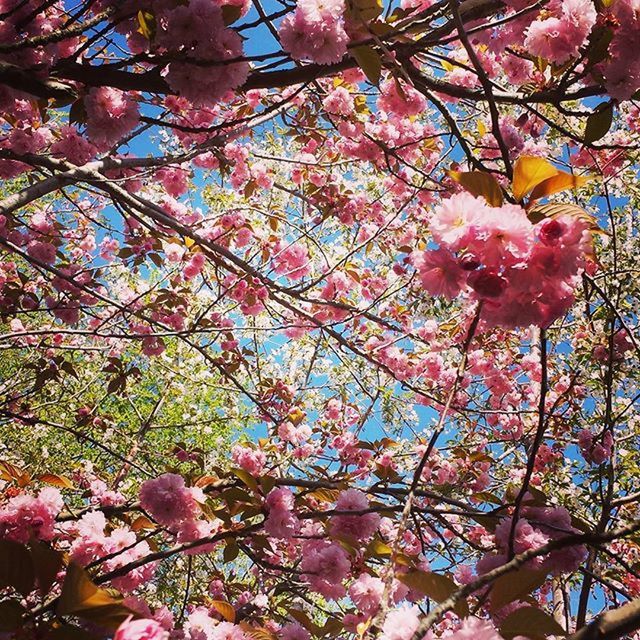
[330,489,380,540]
[185,606,217,640]
[139,473,200,527]
[524,1,595,65]
[429,193,484,251]
[272,243,311,280]
[380,605,420,640]
[279,0,349,65]
[264,488,300,538]
[232,445,267,476]
[158,0,249,106]
[27,240,57,265]
[412,248,466,299]
[467,270,507,299]
[184,252,206,280]
[323,87,353,115]
[0,487,63,543]
[115,616,168,640]
[156,166,190,198]
[349,572,384,617]
[377,79,427,117]
[280,623,310,640]
[84,87,139,151]
[51,126,97,165]
[448,617,503,640]
[300,539,351,598]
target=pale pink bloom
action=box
[429,193,485,250]
[185,607,217,640]
[380,605,420,640]
[377,78,427,116]
[264,488,299,538]
[448,617,503,640]
[323,86,354,115]
[279,0,349,65]
[183,252,206,280]
[273,243,311,280]
[114,616,168,640]
[300,540,351,598]
[349,572,384,617]
[0,487,63,543]
[51,126,97,165]
[232,445,267,476]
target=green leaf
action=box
[584,103,613,144]
[223,541,240,563]
[231,467,259,492]
[490,568,548,612]
[447,170,504,207]
[500,606,566,639]
[397,570,469,617]
[136,10,156,41]
[367,539,393,556]
[352,46,382,86]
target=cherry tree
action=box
[1,0,640,639]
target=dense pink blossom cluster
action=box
[523,0,597,65]
[84,88,140,151]
[0,487,62,543]
[264,487,300,538]
[155,0,249,106]
[480,504,587,577]
[279,0,349,64]
[139,473,202,527]
[412,193,593,328]
[300,533,352,598]
[69,511,157,592]
[330,488,380,540]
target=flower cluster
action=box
[279,0,349,64]
[412,193,593,328]
[0,487,63,543]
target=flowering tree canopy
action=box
[1,0,640,639]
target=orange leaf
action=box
[210,600,236,623]
[512,157,559,202]
[447,170,504,207]
[38,473,74,489]
[130,516,155,532]
[529,171,591,201]
[57,563,132,630]
[239,623,277,640]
